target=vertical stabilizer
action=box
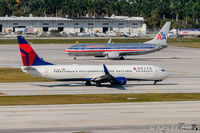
[17,36,53,66]
[146,22,171,45]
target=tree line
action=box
[0,0,200,29]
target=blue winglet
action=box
[103,64,109,75]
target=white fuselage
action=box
[21,64,169,82]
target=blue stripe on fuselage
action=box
[71,47,154,50]
[68,43,156,50]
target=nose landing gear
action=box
[154,80,162,85]
[120,56,125,60]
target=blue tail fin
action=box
[17,36,54,66]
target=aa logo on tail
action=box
[157,32,166,40]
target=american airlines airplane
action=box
[64,22,171,60]
[17,36,169,86]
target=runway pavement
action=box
[0,44,200,95]
[0,101,200,133]
[0,77,200,95]
[1,44,200,133]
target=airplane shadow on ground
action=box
[34,83,127,90]
[122,57,183,61]
[33,82,178,90]
[129,83,178,86]
[73,57,185,61]
[33,83,82,88]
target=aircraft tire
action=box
[96,82,101,87]
[85,81,91,86]
[120,56,125,60]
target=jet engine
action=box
[107,52,120,59]
[111,77,127,85]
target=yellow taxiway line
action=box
[39,90,51,95]
[150,89,161,93]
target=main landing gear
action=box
[96,82,101,87]
[85,81,102,87]
[69,55,76,60]
[85,81,91,86]
[120,56,125,60]
[154,81,158,85]
[154,80,162,85]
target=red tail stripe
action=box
[19,44,36,66]
[20,52,27,66]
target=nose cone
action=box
[64,49,69,54]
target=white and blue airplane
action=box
[17,36,170,86]
[65,22,171,60]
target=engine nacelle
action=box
[112,77,127,85]
[107,52,120,59]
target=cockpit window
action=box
[161,69,165,72]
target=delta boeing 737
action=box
[17,36,169,86]
[64,22,171,60]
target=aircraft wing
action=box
[119,50,148,55]
[91,64,127,86]
[105,51,146,59]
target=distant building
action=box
[0,14,146,37]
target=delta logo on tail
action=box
[19,44,37,66]
[17,36,53,66]
[157,32,166,40]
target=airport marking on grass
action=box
[150,89,161,93]
[39,90,51,95]
[0,92,7,95]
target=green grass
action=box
[0,68,51,83]
[0,38,200,44]
[168,38,200,43]
[167,38,200,48]
[1,38,200,48]
[0,93,200,105]
[0,38,149,44]
[169,43,200,48]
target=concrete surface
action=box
[1,44,200,133]
[0,45,200,95]
[0,101,200,133]
[0,77,200,95]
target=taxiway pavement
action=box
[1,44,200,133]
[0,101,200,133]
[0,77,200,95]
[0,45,200,95]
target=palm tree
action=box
[0,1,10,16]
